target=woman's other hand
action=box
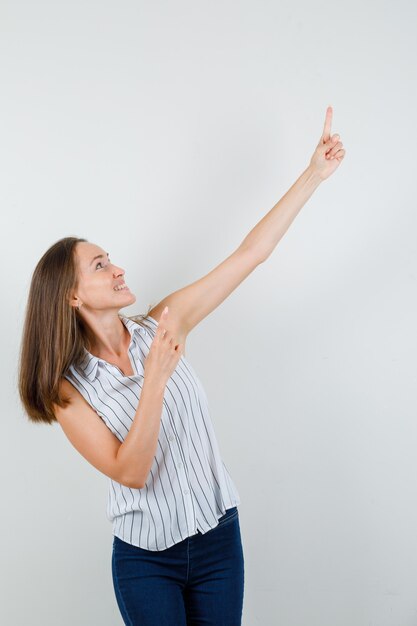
[308,106,346,181]
[144,307,184,387]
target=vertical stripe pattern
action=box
[64,314,241,551]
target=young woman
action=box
[18,107,344,626]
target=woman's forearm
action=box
[116,376,166,489]
[241,165,323,261]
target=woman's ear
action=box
[68,293,81,309]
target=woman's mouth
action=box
[113,283,130,292]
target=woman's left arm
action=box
[148,107,345,335]
[241,105,345,261]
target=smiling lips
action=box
[113,282,130,292]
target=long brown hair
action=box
[18,236,154,425]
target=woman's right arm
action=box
[54,307,184,489]
[54,376,166,489]
[116,375,167,488]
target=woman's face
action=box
[71,241,136,312]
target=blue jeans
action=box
[111,506,244,625]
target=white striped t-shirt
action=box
[64,314,241,551]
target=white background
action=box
[1,1,416,624]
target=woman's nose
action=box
[112,265,124,277]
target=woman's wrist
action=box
[143,374,167,397]
[304,164,325,186]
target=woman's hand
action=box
[144,307,184,387]
[308,106,346,181]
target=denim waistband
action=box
[217,506,238,524]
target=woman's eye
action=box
[95,256,110,269]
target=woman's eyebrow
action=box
[89,252,110,266]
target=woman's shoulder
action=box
[56,376,81,403]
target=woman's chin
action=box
[116,291,136,304]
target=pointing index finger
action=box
[322,106,333,142]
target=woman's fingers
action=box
[321,134,341,156]
[321,106,333,143]
[157,306,169,338]
[144,304,183,383]
[318,133,338,155]
[155,308,177,347]
[333,148,346,160]
[326,140,343,159]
